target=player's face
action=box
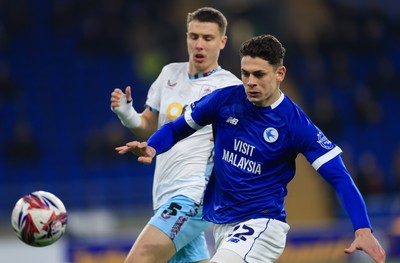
[241,56,286,107]
[187,20,227,75]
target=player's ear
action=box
[220,35,227,50]
[276,66,286,82]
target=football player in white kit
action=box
[116,34,386,263]
[110,7,241,263]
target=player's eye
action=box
[241,71,249,77]
[253,72,266,78]
[188,33,199,40]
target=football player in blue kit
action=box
[116,34,386,263]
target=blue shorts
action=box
[149,195,210,262]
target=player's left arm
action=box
[318,155,370,230]
[291,108,385,261]
[317,156,386,262]
[345,228,386,263]
[293,113,371,229]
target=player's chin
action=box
[247,96,261,104]
[192,60,205,68]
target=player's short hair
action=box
[187,7,228,36]
[240,34,286,67]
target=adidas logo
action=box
[226,117,239,125]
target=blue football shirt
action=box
[185,85,344,223]
[148,84,371,230]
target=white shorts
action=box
[211,218,290,263]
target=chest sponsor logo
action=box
[222,139,261,175]
[166,102,188,120]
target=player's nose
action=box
[194,39,205,49]
[246,76,257,87]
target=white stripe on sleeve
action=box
[184,110,203,130]
[312,146,343,170]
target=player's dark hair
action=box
[240,34,286,67]
[187,7,227,35]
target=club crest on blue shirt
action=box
[263,127,279,143]
[317,131,334,150]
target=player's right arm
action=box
[116,86,222,161]
[115,115,197,164]
[110,86,158,140]
[115,141,156,165]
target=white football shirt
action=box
[145,62,241,210]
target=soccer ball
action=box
[11,191,68,247]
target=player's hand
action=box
[111,86,132,109]
[115,141,156,165]
[110,86,141,128]
[125,86,132,103]
[344,228,386,263]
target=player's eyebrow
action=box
[241,69,265,75]
[188,32,216,39]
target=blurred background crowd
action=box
[1,0,400,249]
